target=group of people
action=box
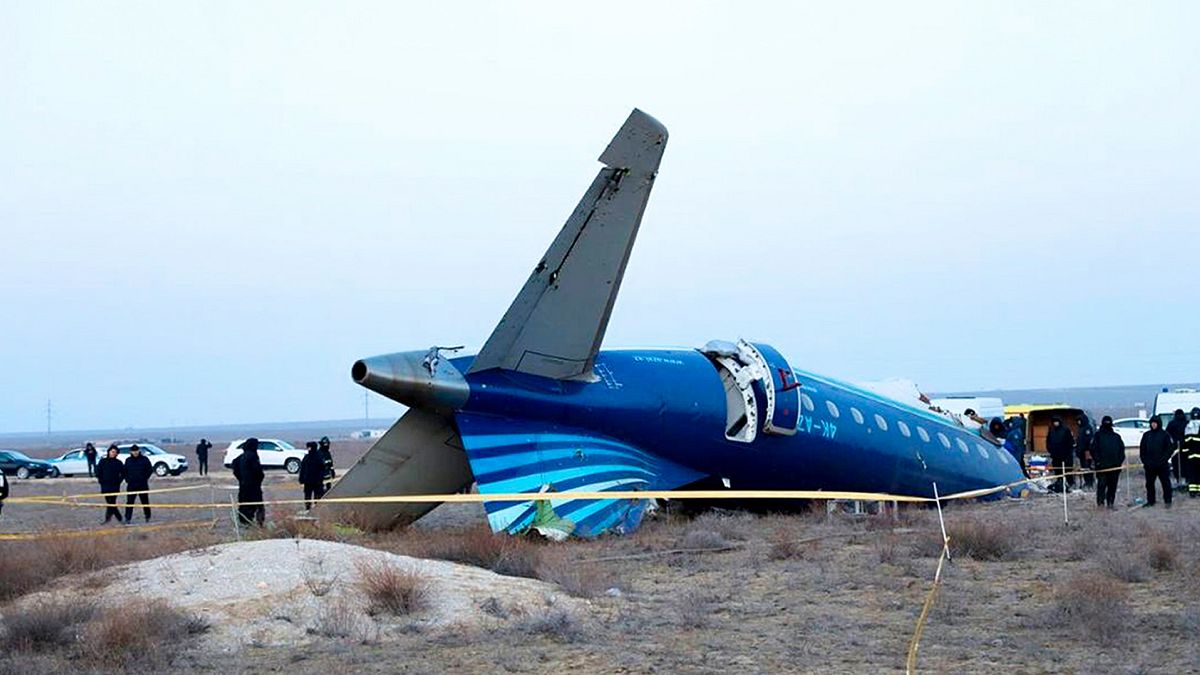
[229,436,334,527]
[1038,409,1200,510]
[95,443,155,524]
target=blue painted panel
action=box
[752,342,800,434]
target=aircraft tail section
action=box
[318,408,474,530]
[467,109,668,381]
[455,412,705,538]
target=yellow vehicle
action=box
[1004,404,1089,456]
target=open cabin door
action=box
[700,340,801,442]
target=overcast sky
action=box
[2,2,1198,433]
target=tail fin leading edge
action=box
[468,109,668,381]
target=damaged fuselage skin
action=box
[323,110,1025,538]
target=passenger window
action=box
[897,421,911,437]
[826,400,840,418]
[260,442,278,451]
[873,414,888,431]
[917,427,930,443]
[937,433,951,449]
[851,408,864,425]
[800,393,815,412]
[976,443,990,459]
[956,438,970,455]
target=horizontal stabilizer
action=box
[468,109,668,381]
[318,408,474,530]
[455,412,706,538]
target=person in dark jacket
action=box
[0,471,8,519]
[123,444,154,522]
[96,445,125,523]
[1045,416,1076,493]
[196,438,212,476]
[1075,415,1095,489]
[84,442,98,478]
[232,438,266,526]
[1166,409,1187,484]
[1091,416,1125,509]
[1004,416,1028,477]
[1184,409,1200,498]
[299,442,326,510]
[1140,417,1174,507]
[318,436,335,493]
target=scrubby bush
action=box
[680,528,730,550]
[915,517,1022,561]
[0,599,96,653]
[354,557,429,616]
[514,609,587,643]
[1097,547,1149,583]
[82,600,209,668]
[535,550,617,599]
[1146,531,1178,572]
[402,526,543,579]
[1048,573,1131,641]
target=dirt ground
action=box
[3,469,1200,674]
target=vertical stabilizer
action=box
[468,109,668,380]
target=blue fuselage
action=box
[455,348,1023,500]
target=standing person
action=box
[1092,416,1125,509]
[1005,416,1028,477]
[96,445,125,524]
[123,444,154,523]
[83,442,98,478]
[299,442,326,510]
[195,438,212,477]
[1166,409,1188,486]
[1075,415,1095,489]
[1183,433,1200,498]
[318,436,335,494]
[231,438,265,526]
[1140,417,1174,508]
[0,470,8,519]
[1045,416,1076,493]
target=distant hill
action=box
[0,418,398,451]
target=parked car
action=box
[52,443,188,477]
[0,449,57,479]
[1112,417,1151,448]
[223,439,305,474]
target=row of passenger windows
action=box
[813,396,1007,464]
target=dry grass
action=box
[1096,547,1149,583]
[309,597,375,642]
[354,556,429,616]
[0,599,96,653]
[0,529,222,603]
[535,550,618,599]
[916,516,1022,561]
[1146,530,1178,572]
[1048,573,1132,641]
[81,599,209,668]
[513,609,587,644]
[395,526,543,579]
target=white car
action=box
[222,438,305,474]
[50,443,189,477]
[1112,418,1151,448]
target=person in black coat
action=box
[1091,416,1126,509]
[1075,415,1095,489]
[84,442,98,478]
[318,436,335,493]
[1140,417,1174,507]
[232,438,266,526]
[196,438,212,476]
[1045,416,1076,493]
[1166,409,1188,484]
[299,442,326,510]
[0,470,9,519]
[123,444,154,522]
[96,445,125,523]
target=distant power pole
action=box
[46,399,52,436]
[363,391,370,426]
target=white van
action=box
[930,396,1005,421]
[1152,388,1200,423]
